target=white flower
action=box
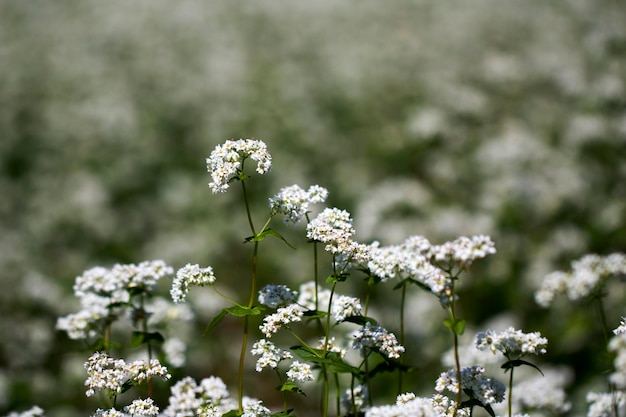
[251,339,293,372]
[171,264,216,303]
[297,281,332,311]
[435,366,505,406]
[91,409,125,417]
[259,303,304,338]
[206,139,272,193]
[351,322,405,359]
[124,398,159,416]
[269,184,328,224]
[306,207,356,255]
[286,361,314,382]
[614,317,626,335]
[163,338,187,368]
[5,406,45,417]
[341,384,368,415]
[587,391,626,417]
[365,395,438,417]
[258,284,298,309]
[475,327,548,357]
[241,399,271,417]
[331,295,363,322]
[199,376,230,401]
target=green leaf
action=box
[338,315,378,326]
[393,278,432,292]
[204,309,228,335]
[222,410,242,417]
[130,331,165,348]
[271,411,297,417]
[245,228,295,249]
[225,305,265,317]
[326,273,349,283]
[291,346,362,376]
[277,381,306,396]
[501,359,544,376]
[443,318,465,335]
[303,310,328,319]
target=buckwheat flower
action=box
[614,317,626,335]
[84,352,129,397]
[251,339,293,372]
[318,336,347,357]
[198,376,230,401]
[5,406,45,417]
[435,366,505,406]
[91,409,125,417]
[242,399,271,417]
[124,398,159,416]
[396,393,417,405]
[352,322,405,359]
[341,385,368,416]
[206,139,272,193]
[535,253,626,307]
[587,391,626,417]
[475,327,548,357]
[332,295,363,322]
[430,235,496,268]
[56,307,106,340]
[126,358,171,383]
[286,360,314,382]
[431,394,470,417]
[162,377,202,416]
[608,332,626,388]
[171,264,216,304]
[513,368,572,414]
[259,303,304,338]
[258,284,298,309]
[365,395,437,417]
[269,184,329,224]
[306,207,356,255]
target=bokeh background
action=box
[1,0,625,416]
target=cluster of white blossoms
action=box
[124,398,159,416]
[83,352,170,397]
[429,235,497,268]
[365,393,438,417]
[259,303,305,338]
[286,361,314,383]
[306,207,358,255]
[435,366,506,406]
[351,322,405,359]
[431,394,470,417]
[586,391,626,417]
[511,369,572,414]
[257,284,298,309]
[206,138,272,193]
[297,281,332,311]
[5,406,45,417]
[57,260,174,340]
[341,384,368,416]
[250,339,293,372]
[170,263,216,304]
[331,295,363,322]
[535,253,626,307]
[474,327,548,357]
[269,184,328,224]
[608,330,626,388]
[161,376,234,417]
[92,409,125,417]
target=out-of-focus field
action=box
[0,1,624,415]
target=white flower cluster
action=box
[586,391,626,417]
[269,184,328,224]
[341,384,368,416]
[297,281,332,311]
[306,207,357,255]
[431,394,470,417]
[535,253,626,307]
[435,366,506,406]
[475,327,548,357]
[206,139,272,193]
[512,369,572,414]
[351,322,405,359]
[365,394,438,417]
[429,235,497,267]
[92,409,125,417]
[84,352,171,397]
[257,284,298,309]
[286,361,314,382]
[5,406,45,417]
[57,261,173,340]
[161,376,233,417]
[608,331,626,388]
[259,303,305,338]
[170,263,216,304]
[251,339,293,372]
[332,295,363,322]
[124,398,159,416]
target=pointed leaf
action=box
[277,381,306,396]
[245,228,295,249]
[130,331,165,347]
[443,318,466,335]
[338,315,378,326]
[303,310,328,319]
[222,410,242,417]
[204,308,228,335]
[225,305,265,317]
[501,359,544,376]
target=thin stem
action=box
[448,281,462,417]
[139,293,154,398]
[595,296,620,417]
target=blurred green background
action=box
[1,0,625,415]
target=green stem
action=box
[595,296,620,417]
[508,363,514,417]
[399,281,407,394]
[139,293,154,398]
[448,282,462,417]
